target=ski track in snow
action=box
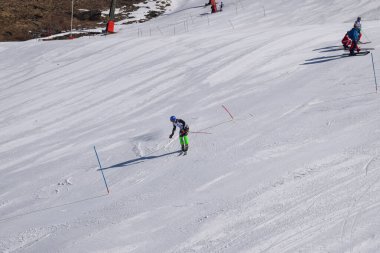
[1,0,380,252]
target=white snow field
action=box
[1,0,380,252]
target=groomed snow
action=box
[1,0,380,252]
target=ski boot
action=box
[183,144,188,155]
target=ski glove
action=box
[169,134,173,139]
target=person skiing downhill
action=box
[342,17,363,50]
[347,26,361,55]
[169,116,189,153]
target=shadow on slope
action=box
[306,44,373,64]
[0,194,108,223]
[312,46,341,51]
[302,54,348,65]
[102,150,182,170]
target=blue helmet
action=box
[170,115,176,122]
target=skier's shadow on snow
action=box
[303,46,349,64]
[318,48,345,53]
[312,46,341,51]
[102,150,182,170]
[302,54,349,65]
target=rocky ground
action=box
[0,0,169,41]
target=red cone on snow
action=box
[107,21,115,33]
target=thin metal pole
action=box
[94,146,110,194]
[157,26,163,35]
[363,32,371,43]
[189,14,194,24]
[228,20,235,30]
[222,104,234,120]
[371,53,378,93]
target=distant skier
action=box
[169,116,189,153]
[347,26,361,55]
[205,0,217,13]
[211,3,217,13]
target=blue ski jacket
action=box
[348,27,360,42]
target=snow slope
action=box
[1,0,380,252]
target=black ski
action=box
[343,51,370,56]
[340,47,374,51]
[319,47,374,53]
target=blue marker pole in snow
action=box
[371,53,378,93]
[94,146,110,194]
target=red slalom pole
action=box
[190,131,212,134]
[222,104,234,120]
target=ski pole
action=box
[362,31,371,42]
[190,131,212,134]
[164,138,176,148]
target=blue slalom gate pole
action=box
[94,146,110,194]
[371,53,378,93]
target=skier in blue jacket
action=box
[347,27,361,55]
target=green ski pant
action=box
[179,135,189,145]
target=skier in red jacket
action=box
[205,0,217,13]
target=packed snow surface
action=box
[1,0,380,252]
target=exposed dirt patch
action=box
[0,0,154,41]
